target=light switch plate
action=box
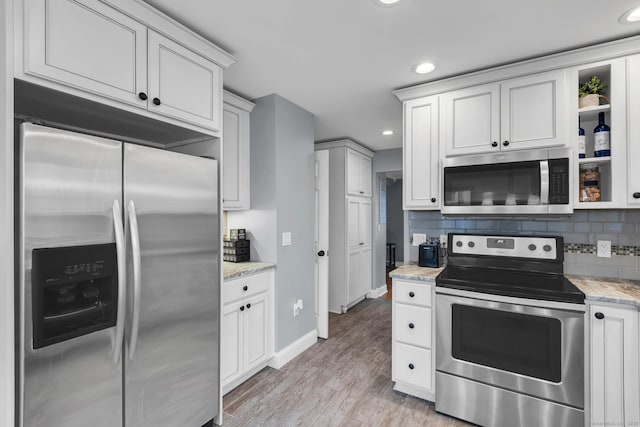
[282,232,292,246]
[412,233,427,246]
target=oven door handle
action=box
[540,160,549,205]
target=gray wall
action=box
[372,148,402,289]
[408,210,640,280]
[386,178,404,262]
[228,94,315,352]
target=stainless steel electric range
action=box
[435,233,585,427]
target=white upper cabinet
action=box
[346,148,372,197]
[403,95,440,209]
[442,69,568,156]
[21,0,233,133]
[147,30,222,130]
[24,0,148,108]
[627,55,640,206]
[222,91,254,210]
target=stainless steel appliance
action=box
[442,147,571,215]
[17,123,220,427]
[435,233,585,427]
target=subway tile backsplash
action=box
[409,210,640,280]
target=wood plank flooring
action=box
[222,298,472,426]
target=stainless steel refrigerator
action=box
[16,123,220,427]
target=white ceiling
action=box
[144,0,640,151]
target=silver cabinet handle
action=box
[128,200,142,360]
[112,199,126,365]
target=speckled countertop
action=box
[388,264,444,281]
[223,261,275,280]
[567,275,640,309]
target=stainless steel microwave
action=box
[442,148,572,215]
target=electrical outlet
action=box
[412,233,427,246]
[282,232,292,246]
[597,240,611,258]
[440,234,448,247]
[293,299,303,317]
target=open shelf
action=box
[578,104,611,121]
[578,156,611,165]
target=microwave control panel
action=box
[548,159,569,204]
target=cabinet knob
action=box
[359,191,364,194]
[240,306,245,311]
[246,303,251,309]
[138,92,148,101]
[317,250,326,257]
[594,312,605,320]
[430,197,436,203]
[409,291,415,298]
[491,141,498,147]
[633,192,640,199]
[360,242,364,246]
[503,140,510,147]
[153,97,161,106]
[408,323,415,329]
[243,285,248,291]
[408,363,414,370]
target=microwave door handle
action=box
[540,160,549,204]
[112,199,126,365]
[127,200,142,361]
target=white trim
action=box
[393,381,434,402]
[368,284,388,299]
[267,330,318,369]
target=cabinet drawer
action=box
[394,342,432,390]
[394,280,432,307]
[395,304,431,348]
[223,272,269,304]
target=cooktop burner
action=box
[436,233,585,304]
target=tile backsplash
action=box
[408,210,640,280]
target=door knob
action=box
[317,250,326,256]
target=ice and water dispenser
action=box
[31,243,118,349]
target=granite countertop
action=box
[388,264,444,282]
[223,261,276,280]
[567,275,640,309]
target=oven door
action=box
[435,291,584,408]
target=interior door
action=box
[20,123,123,427]
[314,150,329,339]
[124,145,219,427]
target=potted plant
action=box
[579,75,608,108]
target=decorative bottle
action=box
[578,117,586,158]
[593,112,610,157]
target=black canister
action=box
[418,242,440,268]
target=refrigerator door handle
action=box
[128,200,142,360]
[112,199,126,365]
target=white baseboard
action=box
[268,329,317,369]
[368,284,388,299]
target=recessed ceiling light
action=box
[414,62,436,74]
[377,0,401,4]
[382,130,394,136]
[619,5,640,23]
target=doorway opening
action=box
[381,171,403,300]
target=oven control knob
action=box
[468,241,475,248]
[456,241,463,247]
[543,245,552,252]
[595,312,605,320]
[528,244,537,251]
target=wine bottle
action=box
[593,112,610,157]
[578,117,586,158]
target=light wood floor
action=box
[222,298,472,426]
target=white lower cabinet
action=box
[588,303,640,426]
[392,278,435,401]
[221,270,274,393]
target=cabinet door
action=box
[222,103,250,210]
[25,0,148,108]
[358,247,372,297]
[500,69,567,151]
[347,249,361,303]
[441,84,500,156]
[404,96,440,209]
[627,55,640,206]
[359,155,372,197]
[346,149,361,196]
[347,198,360,249]
[244,292,269,372]
[148,30,222,131]
[221,301,244,386]
[590,304,640,426]
[358,199,372,247]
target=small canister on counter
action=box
[579,164,601,202]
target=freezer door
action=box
[19,123,124,427]
[124,144,220,427]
